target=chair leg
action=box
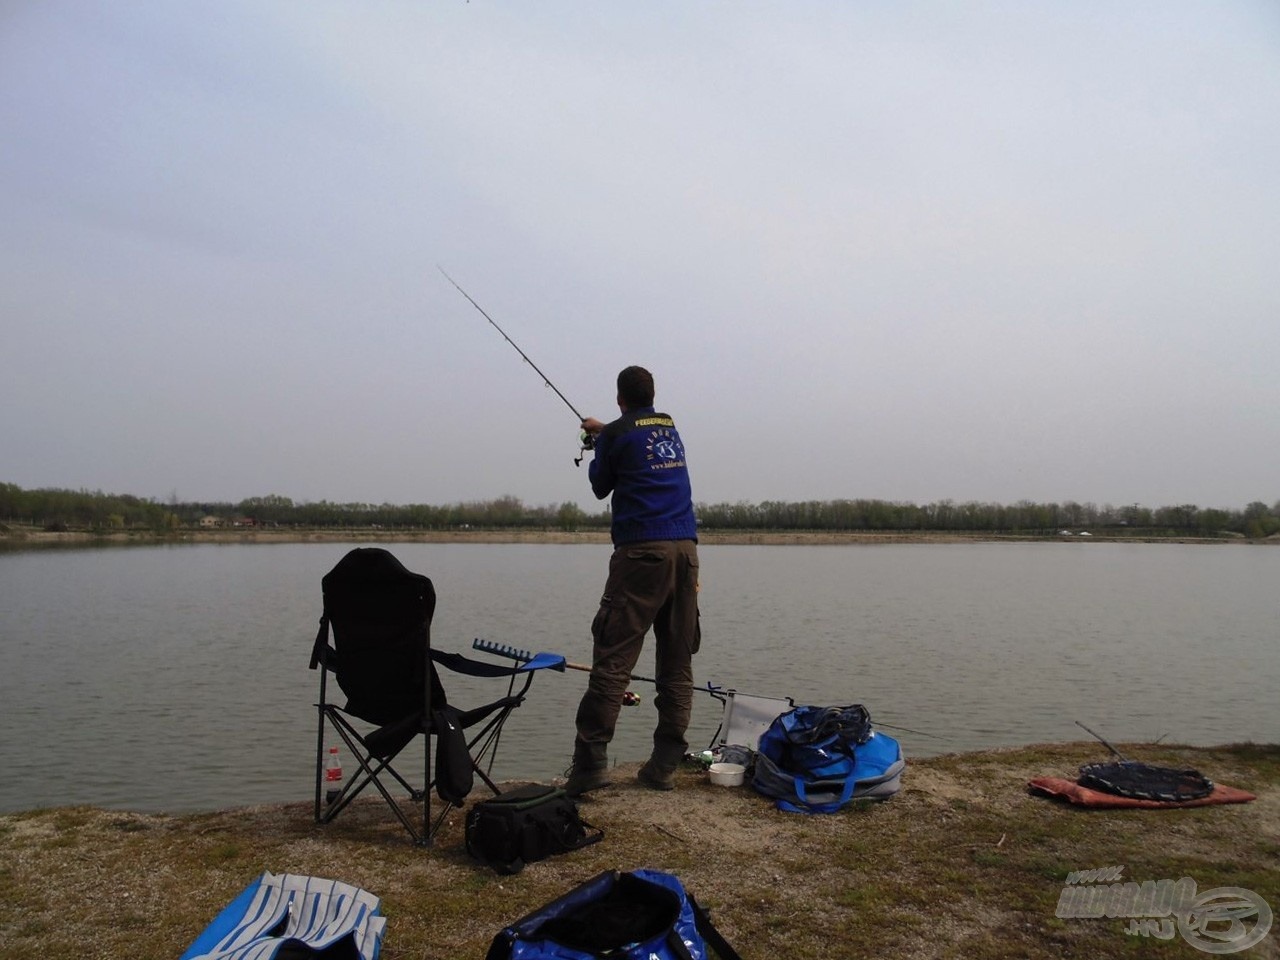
[317,706,430,845]
[314,678,539,847]
[421,713,431,846]
[314,669,331,823]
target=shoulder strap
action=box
[526,807,604,858]
[664,928,696,960]
[688,893,743,960]
[567,815,605,851]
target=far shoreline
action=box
[3,525,1274,548]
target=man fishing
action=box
[564,366,701,796]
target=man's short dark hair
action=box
[617,366,655,408]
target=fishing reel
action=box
[574,431,595,467]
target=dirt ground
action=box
[2,742,1276,960]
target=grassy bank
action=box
[1,742,1276,959]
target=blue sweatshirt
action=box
[588,407,698,546]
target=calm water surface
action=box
[1,541,1275,813]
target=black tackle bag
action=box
[486,869,742,960]
[465,784,603,875]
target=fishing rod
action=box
[1075,720,1128,761]
[473,638,724,705]
[475,638,649,682]
[472,640,944,736]
[438,266,594,465]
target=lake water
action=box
[1,541,1276,814]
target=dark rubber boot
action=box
[636,759,676,791]
[564,741,612,797]
[565,765,613,797]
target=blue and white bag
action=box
[752,704,904,813]
[180,871,385,960]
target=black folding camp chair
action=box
[309,547,565,846]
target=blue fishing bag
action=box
[486,869,740,960]
[752,704,904,813]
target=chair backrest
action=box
[321,548,442,725]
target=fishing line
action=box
[873,720,950,741]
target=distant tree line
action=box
[226,494,601,532]
[4,482,1279,539]
[0,483,181,533]
[0,485,603,534]
[693,498,1280,538]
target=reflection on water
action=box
[1,541,1276,813]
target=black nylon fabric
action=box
[785,704,872,749]
[465,786,601,875]
[532,873,683,952]
[320,547,444,725]
[1077,761,1214,802]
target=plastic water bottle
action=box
[324,745,343,804]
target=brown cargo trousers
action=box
[573,539,700,772]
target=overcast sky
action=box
[3,2,1277,512]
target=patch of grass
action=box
[1017,854,1075,883]
[833,882,900,913]
[0,865,26,921]
[970,849,1008,869]
[205,842,244,862]
[1204,742,1280,777]
[109,817,153,833]
[50,808,94,830]
[40,832,82,851]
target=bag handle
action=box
[565,814,605,852]
[688,892,744,960]
[792,768,858,813]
